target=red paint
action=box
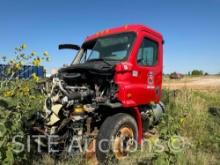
[85,24,162,42]
[85,24,163,143]
[133,107,143,144]
[111,25,164,107]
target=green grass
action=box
[118,88,220,165]
[1,85,220,165]
[35,88,220,165]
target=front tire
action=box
[96,113,138,163]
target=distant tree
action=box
[204,72,209,76]
[191,70,203,76]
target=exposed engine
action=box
[31,62,120,155]
[29,62,165,158]
[48,61,117,114]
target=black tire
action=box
[96,113,138,163]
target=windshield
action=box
[77,32,136,64]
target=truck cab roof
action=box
[85,24,163,42]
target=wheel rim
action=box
[112,127,134,160]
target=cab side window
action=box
[137,37,158,66]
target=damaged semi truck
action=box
[31,24,165,162]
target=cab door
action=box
[133,31,163,104]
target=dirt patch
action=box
[163,76,220,90]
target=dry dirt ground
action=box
[163,76,220,90]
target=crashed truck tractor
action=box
[31,24,165,162]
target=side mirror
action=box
[58,44,80,50]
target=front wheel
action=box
[96,113,138,163]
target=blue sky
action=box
[0,0,220,74]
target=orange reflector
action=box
[127,93,132,98]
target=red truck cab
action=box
[85,25,164,107]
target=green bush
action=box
[191,70,204,76]
[0,44,49,164]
